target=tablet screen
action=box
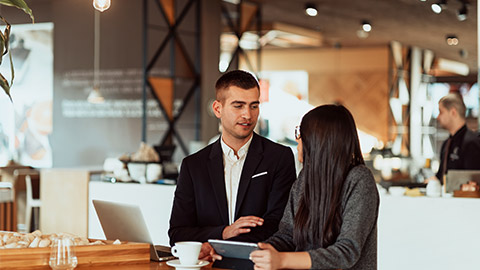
[208,239,259,260]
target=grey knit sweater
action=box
[266,165,379,269]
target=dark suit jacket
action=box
[436,125,480,181]
[168,133,296,246]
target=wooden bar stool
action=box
[0,182,15,231]
[13,168,41,232]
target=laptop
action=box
[92,199,175,261]
[446,170,480,193]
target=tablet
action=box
[208,239,258,260]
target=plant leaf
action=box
[0,72,11,102]
[0,15,7,63]
[8,45,13,86]
[0,15,11,57]
[0,14,11,100]
[0,0,34,23]
[0,2,31,101]
[0,31,4,65]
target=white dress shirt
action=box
[220,135,253,225]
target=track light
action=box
[446,35,459,46]
[431,0,446,14]
[457,3,468,21]
[305,3,318,17]
[362,20,372,32]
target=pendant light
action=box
[93,0,111,12]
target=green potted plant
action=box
[0,0,34,101]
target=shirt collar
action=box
[451,124,467,140]
[220,134,253,161]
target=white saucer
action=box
[166,259,209,270]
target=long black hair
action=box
[293,104,364,249]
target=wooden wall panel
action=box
[309,71,389,142]
[244,46,390,142]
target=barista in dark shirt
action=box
[433,93,480,183]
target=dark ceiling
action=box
[258,0,477,74]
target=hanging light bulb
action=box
[93,0,111,12]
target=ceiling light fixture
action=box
[305,3,318,17]
[87,87,105,104]
[457,3,468,21]
[93,0,111,12]
[431,0,447,14]
[446,35,459,46]
[362,20,372,32]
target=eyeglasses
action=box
[295,126,301,140]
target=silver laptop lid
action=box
[446,170,480,193]
[92,199,153,244]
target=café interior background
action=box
[0,0,478,180]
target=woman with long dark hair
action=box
[250,104,379,269]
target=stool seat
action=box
[0,188,13,203]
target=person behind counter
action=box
[168,70,296,260]
[248,104,379,270]
[429,93,480,184]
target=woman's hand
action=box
[250,242,283,270]
[198,242,213,261]
[199,242,224,262]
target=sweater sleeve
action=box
[231,146,297,243]
[307,166,379,269]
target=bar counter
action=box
[379,194,480,270]
[39,169,480,270]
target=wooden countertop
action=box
[76,261,214,269]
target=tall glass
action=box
[49,236,78,270]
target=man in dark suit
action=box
[432,93,480,183]
[168,70,296,261]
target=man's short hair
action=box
[439,93,466,119]
[215,70,260,101]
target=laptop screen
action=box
[92,199,153,244]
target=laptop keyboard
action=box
[156,250,173,257]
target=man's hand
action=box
[250,242,282,270]
[222,216,264,239]
[424,176,439,184]
[199,242,213,261]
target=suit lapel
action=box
[235,133,263,218]
[207,139,229,225]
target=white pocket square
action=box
[252,171,268,179]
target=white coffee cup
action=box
[426,179,442,197]
[146,163,162,182]
[171,241,202,265]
